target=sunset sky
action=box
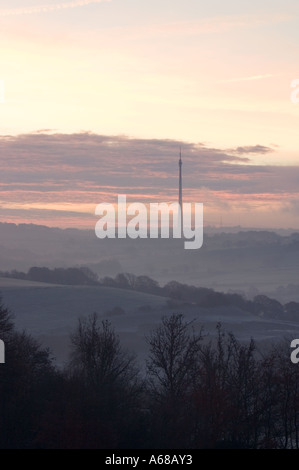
[0,0,299,229]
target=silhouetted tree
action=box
[146,314,202,448]
[69,314,137,388]
[0,298,57,448]
[147,314,202,400]
[66,313,144,448]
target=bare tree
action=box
[67,313,144,448]
[69,313,138,391]
[146,314,202,400]
[145,314,202,448]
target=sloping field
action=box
[1,278,299,367]
[0,277,58,288]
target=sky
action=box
[0,0,299,229]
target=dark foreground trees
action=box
[0,298,58,448]
[146,316,299,449]
[1,303,299,449]
[66,314,144,449]
[146,314,202,448]
[35,314,145,449]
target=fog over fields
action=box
[1,222,299,366]
[1,222,299,299]
[1,276,299,367]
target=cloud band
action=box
[0,0,111,17]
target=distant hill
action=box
[1,222,299,301]
[2,269,299,324]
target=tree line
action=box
[2,269,299,321]
[0,298,299,449]
[0,266,98,286]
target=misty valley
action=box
[1,0,298,453]
[1,223,299,448]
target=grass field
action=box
[1,277,299,367]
